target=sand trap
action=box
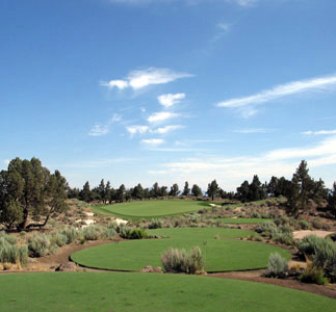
[293,230,335,240]
[112,218,128,226]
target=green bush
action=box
[298,220,311,230]
[264,252,288,278]
[119,227,148,239]
[17,245,28,266]
[81,225,105,241]
[161,246,204,274]
[51,233,68,247]
[28,233,52,257]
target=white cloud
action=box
[147,111,179,123]
[158,93,186,108]
[217,22,231,33]
[88,114,122,137]
[102,67,192,91]
[153,125,184,134]
[88,124,110,136]
[217,74,336,108]
[127,125,150,136]
[141,138,165,146]
[234,128,273,134]
[153,136,336,190]
[302,129,336,136]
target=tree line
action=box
[1,157,335,232]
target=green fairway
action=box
[0,272,335,312]
[221,218,272,224]
[92,199,210,218]
[71,228,290,272]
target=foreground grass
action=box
[92,199,210,219]
[71,228,289,272]
[0,272,335,312]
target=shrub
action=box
[148,218,163,229]
[300,265,327,285]
[0,237,18,263]
[28,233,51,257]
[61,227,78,244]
[81,225,105,241]
[161,246,204,274]
[119,227,148,239]
[51,233,68,247]
[264,252,288,278]
[298,220,311,230]
[17,245,28,266]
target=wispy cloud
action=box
[217,74,336,109]
[126,125,150,136]
[154,125,184,134]
[88,114,122,137]
[234,128,274,134]
[101,67,192,91]
[158,93,186,108]
[154,135,336,190]
[141,138,165,146]
[302,129,336,136]
[147,111,179,123]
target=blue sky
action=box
[1,0,336,191]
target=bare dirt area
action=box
[210,270,336,299]
[293,230,335,240]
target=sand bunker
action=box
[293,230,335,240]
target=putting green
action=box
[71,228,290,272]
[0,272,335,312]
[92,199,210,218]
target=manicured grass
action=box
[221,218,272,224]
[71,228,289,272]
[0,272,335,312]
[92,199,210,218]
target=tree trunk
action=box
[25,207,54,230]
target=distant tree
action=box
[80,181,91,203]
[191,184,202,197]
[105,181,111,204]
[68,187,80,199]
[236,180,250,202]
[132,183,144,200]
[0,158,68,231]
[207,180,219,201]
[169,184,180,197]
[160,186,168,197]
[249,175,264,201]
[115,184,126,202]
[328,182,336,219]
[182,181,190,196]
[151,182,160,198]
[98,179,106,203]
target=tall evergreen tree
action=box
[169,183,180,197]
[182,181,190,196]
[80,181,91,203]
[191,184,202,197]
[328,182,336,219]
[207,180,219,201]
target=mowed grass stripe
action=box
[0,272,335,312]
[71,228,290,272]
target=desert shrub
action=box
[298,220,311,230]
[264,253,288,278]
[311,219,330,230]
[300,265,327,285]
[273,231,294,246]
[0,237,18,263]
[148,218,163,229]
[28,233,51,257]
[161,246,204,274]
[17,245,28,266]
[298,235,336,282]
[0,232,17,245]
[81,225,105,241]
[119,227,148,239]
[51,233,68,247]
[104,227,117,239]
[255,222,293,245]
[61,227,78,244]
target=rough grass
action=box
[0,272,335,312]
[71,228,290,272]
[221,218,272,224]
[92,200,211,219]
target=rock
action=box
[55,262,78,272]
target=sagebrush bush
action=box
[61,227,78,244]
[119,227,148,239]
[51,233,68,247]
[0,237,18,263]
[28,233,51,257]
[148,218,163,229]
[161,246,204,274]
[264,252,288,278]
[81,225,105,241]
[300,265,327,285]
[17,245,28,266]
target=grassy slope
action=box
[71,228,289,272]
[92,199,210,218]
[0,272,335,312]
